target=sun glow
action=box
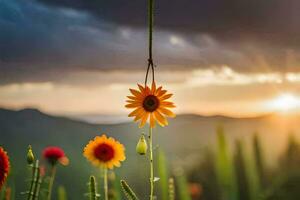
[266,93,300,113]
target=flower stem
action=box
[104,168,108,200]
[47,165,57,200]
[149,127,154,200]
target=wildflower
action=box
[43,146,69,166]
[43,146,68,200]
[136,134,148,155]
[0,147,10,190]
[126,82,176,128]
[83,135,125,169]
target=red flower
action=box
[0,147,10,190]
[43,147,68,166]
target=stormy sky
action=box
[1,0,300,118]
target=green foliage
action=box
[264,173,300,200]
[109,172,121,200]
[253,133,266,188]
[215,125,238,200]
[88,176,99,200]
[280,134,300,173]
[157,150,168,200]
[189,149,221,200]
[234,140,250,200]
[262,134,300,200]
[0,186,4,199]
[168,178,175,200]
[120,180,139,200]
[57,186,67,200]
[243,134,262,200]
[175,168,191,200]
[0,186,10,200]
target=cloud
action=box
[1,0,300,86]
[186,66,283,86]
[37,0,300,45]
[2,66,300,116]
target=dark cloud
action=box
[1,0,300,85]
[37,0,300,44]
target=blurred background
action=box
[1,0,300,199]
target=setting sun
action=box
[266,93,300,113]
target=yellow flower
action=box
[126,82,176,128]
[83,135,126,169]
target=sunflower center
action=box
[143,95,159,112]
[94,144,115,162]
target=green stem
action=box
[47,166,57,200]
[149,127,154,200]
[27,160,39,200]
[89,176,98,200]
[33,171,42,200]
[104,168,108,200]
[27,164,35,200]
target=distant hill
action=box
[0,108,299,199]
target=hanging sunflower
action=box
[83,135,126,169]
[126,82,176,128]
[0,147,10,190]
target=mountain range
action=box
[0,108,299,199]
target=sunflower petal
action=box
[125,103,140,108]
[126,100,137,103]
[159,93,173,100]
[139,112,149,128]
[158,107,176,117]
[134,111,145,122]
[154,111,168,126]
[154,86,162,95]
[160,101,176,108]
[130,89,141,97]
[150,113,156,128]
[128,107,143,117]
[138,84,145,93]
[158,90,167,97]
[127,96,138,100]
[144,86,151,95]
[151,82,156,94]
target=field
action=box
[1,108,300,199]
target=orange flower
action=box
[83,135,126,169]
[0,147,10,190]
[126,82,176,128]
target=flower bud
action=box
[27,145,35,165]
[136,134,148,155]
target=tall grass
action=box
[157,150,169,200]
[175,168,191,200]
[215,125,238,200]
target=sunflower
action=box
[0,147,10,190]
[126,82,176,128]
[83,135,126,169]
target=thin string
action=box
[145,0,155,87]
